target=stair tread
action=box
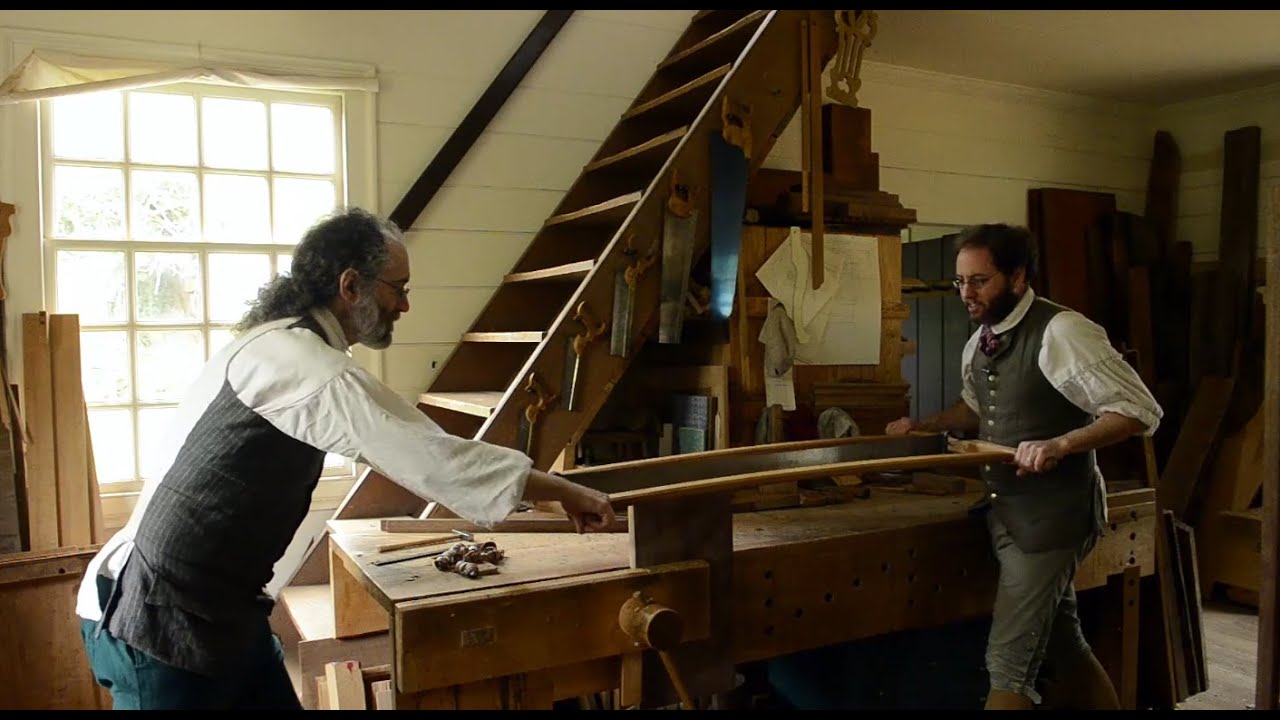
[462,331,546,342]
[544,191,642,227]
[418,391,503,417]
[504,260,595,283]
[279,583,334,642]
[584,127,688,174]
[621,64,731,122]
[659,10,767,71]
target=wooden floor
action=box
[1180,599,1259,710]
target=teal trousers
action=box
[80,576,301,710]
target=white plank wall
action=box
[0,10,1196,406]
[763,62,1153,228]
[1154,83,1280,261]
[376,10,697,400]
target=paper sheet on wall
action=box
[764,368,797,411]
[755,227,881,365]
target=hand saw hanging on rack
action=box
[709,95,752,324]
[561,301,607,412]
[658,172,699,344]
[610,234,656,357]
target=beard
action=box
[970,286,1021,327]
[351,292,395,349]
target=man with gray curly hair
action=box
[76,207,614,710]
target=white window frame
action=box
[0,28,382,526]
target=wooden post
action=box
[628,494,734,707]
[1256,185,1280,710]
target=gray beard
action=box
[352,293,393,349]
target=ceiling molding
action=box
[861,60,1155,121]
[1156,77,1280,116]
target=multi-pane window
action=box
[41,83,351,490]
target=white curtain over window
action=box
[0,49,379,105]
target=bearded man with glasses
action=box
[74,207,615,710]
[885,223,1162,710]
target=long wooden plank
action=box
[388,10,575,230]
[49,314,90,547]
[607,451,1011,507]
[84,402,104,544]
[21,313,58,550]
[1160,376,1236,520]
[380,516,627,534]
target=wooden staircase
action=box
[274,12,840,699]
[416,9,831,470]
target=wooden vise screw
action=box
[618,592,695,710]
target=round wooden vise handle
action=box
[618,592,696,709]
[619,592,683,650]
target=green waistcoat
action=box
[970,297,1102,553]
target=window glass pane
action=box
[56,250,127,323]
[51,91,124,162]
[136,330,205,403]
[202,97,268,170]
[204,174,271,243]
[46,85,345,490]
[273,177,334,245]
[88,408,135,483]
[131,169,200,242]
[53,165,125,240]
[208,253,271,324]
[128,92,197,166]
[137,407,181,480]
[271,102,335,174]
[136,252,202,323]
[80,331,132,405]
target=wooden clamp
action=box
[623,234,658,289]
[571,301,608,356]
[720,95,753,159]
[667,170,697,219]
[524,372,557,424]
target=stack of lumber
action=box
[19,311,105,550]
[0,311,108,709]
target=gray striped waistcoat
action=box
[105,316,327,676]
[970,298,1102,553]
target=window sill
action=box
[99,476,357,536]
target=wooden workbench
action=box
[323,486,1155,709]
